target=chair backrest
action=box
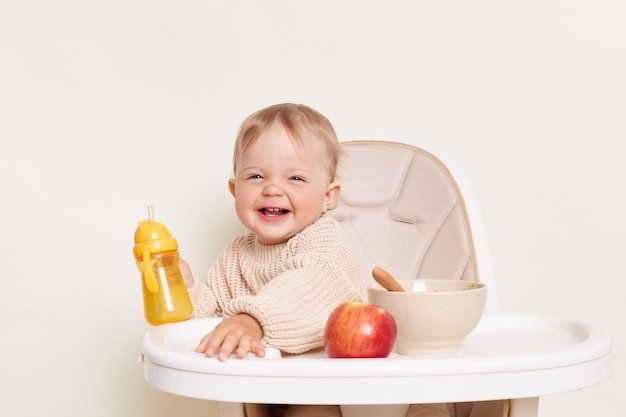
[326,138,501,313]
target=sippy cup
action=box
[133,206,193,325]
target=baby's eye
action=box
[290,176,305,182]
[246,174,263,180]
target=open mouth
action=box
[260,207,290,217]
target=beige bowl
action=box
[368,279,487,357]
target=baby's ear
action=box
[324,182,341,211]
[228,178,236,197]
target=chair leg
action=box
[214,401,246,417]
[509,398,539,417]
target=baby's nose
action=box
[262,182,284,196]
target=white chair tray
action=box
[141,314,612,404]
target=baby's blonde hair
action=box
[233,103,341,181]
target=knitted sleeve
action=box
[187,273,221,319]
[223,216,367,354]
[187,237,248,318]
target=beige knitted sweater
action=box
[188,216,367,354]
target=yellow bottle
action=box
[133,206,193,325]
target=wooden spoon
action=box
[372,266,406,292]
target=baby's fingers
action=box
[195,314,264,361]
[233,335,262,359]
[249,340,266,359]
[195,330,241,361]
[179,258,195,288]
[195,332,222,357]
[217,333,240,361]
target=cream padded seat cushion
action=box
[327,140,478,285]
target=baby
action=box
[182,103,366,362]
[181,103,464,417]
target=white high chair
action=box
[141,138,612,417]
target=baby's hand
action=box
[196,314,266,361]
[179,258,194,289]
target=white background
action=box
[1,1,623,416]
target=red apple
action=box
[324,301,397,358]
